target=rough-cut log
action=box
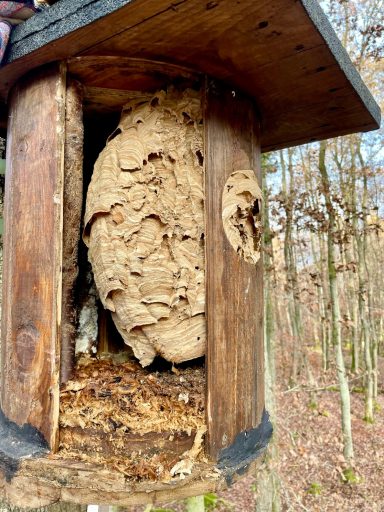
[0,63,66,449]
[205,80,264,459]
[83,88,205,366]
[61,79,84,383]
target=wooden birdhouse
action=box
[0,0,380,508]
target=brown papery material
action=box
[83,88,205,366]
[222,170,262,265]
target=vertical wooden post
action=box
[60,79,84,383]
[205,79,264,459]
[1,63,66,450]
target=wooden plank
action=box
[60,79,84,383]
[205,80,264,459]
[59,427,195,459]
[0,0,176,101]
[67,57,200,114]
[68,57,199,91]
[0,0,379,150]
[0,455,262,509]
[0,63,66,449]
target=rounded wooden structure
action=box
[0,0,379,506]
[0,58,270,507]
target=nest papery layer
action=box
[59,356,206,480]
[222,170,262,265]
[83,88,205,367]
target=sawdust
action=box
[59,355,206,481]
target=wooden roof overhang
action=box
[0,0,380,150]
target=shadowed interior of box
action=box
[58,84,209,481]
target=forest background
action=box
[0,0,383,511]
[248,0,384,509]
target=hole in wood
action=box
[206,1,218,9]
[60,84,208,481]
[258,20,269,29]
[222,170,262,265]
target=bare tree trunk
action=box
[280,150,303,385]
[318,141,354,464]
[359,166,374,422]
[350,300,360,374]
[255,170,281,512]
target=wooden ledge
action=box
[0,401,272,508]
[0,457,253,509]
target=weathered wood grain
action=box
[0,0,379,149]
[0,0,176,100]
[0,63,66,449]
[61,79,84,383]
[67,57,201,115]
[68,57,199,92]
[59,427,195,459]
[0,454,261,509]
[205,80,264,459]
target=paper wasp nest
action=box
[83,89,205,366]
[222,170,262,265]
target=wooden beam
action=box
[205,80,264,459]
[0,455,261,509]
[60,79,84,383]
[0,63,66,450]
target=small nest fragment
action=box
[222,170,262,264]
[58,356,206,481]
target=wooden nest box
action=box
[0,0,380,508]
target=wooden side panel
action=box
[1,63,66,449]
[205,80,264,459]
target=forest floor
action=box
[145,349,384,512]
[218,350,384,512]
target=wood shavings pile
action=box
[59,356,206,481]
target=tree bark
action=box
[318,140,354,463]
[255,166,281,512]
